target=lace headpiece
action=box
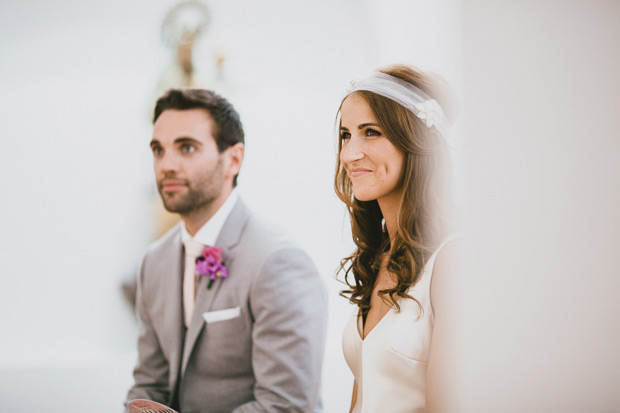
[347,72,448,138]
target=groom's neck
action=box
[182,188,233,236]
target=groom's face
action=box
[150,108,234,215]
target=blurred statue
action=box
[153,0,218,102]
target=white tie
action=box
[183,239,205,327]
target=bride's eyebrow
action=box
[359,123,379,129]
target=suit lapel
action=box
[180,200,250,376]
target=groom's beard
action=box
[157,157,225,215]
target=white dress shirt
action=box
[180,189,239,326]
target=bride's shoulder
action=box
[429,236,465,308]
[433,237,464,273]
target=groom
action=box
[125,89,327,412]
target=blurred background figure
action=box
[123,0,215,315]
[158,0,212,91]
[154,0,231,101]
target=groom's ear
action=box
[224,142,244,179]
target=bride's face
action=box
[339,94,405,204]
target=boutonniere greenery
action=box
[195,246,228,289]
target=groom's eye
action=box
[181,144,196,153]
[151,146,163,156]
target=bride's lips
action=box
[350,168,372,178]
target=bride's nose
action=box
[340,137,364,165]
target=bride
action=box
[336,64,460,412]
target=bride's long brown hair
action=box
[335,64,457,317]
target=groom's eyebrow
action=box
[149,137,204,147]
[174,137,203,146]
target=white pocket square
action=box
[202,307,241,324]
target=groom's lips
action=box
[161,180,187,192]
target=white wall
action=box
[0,0,461,411]
[459,0,620,411]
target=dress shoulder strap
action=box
[406,234,463,295]
[423,234,463,315]
[425,233,463,277]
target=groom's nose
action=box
[156,150,181,174]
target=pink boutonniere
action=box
[195,246,228,289]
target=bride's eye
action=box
[365,128,381,137]
[340,131,351,140]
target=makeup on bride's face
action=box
[339,94,405,203]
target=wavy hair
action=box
[335,64,457,317]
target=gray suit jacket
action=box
[126,200,327,413]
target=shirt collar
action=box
[181,189,239,246]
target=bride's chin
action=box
[352,192,374,203]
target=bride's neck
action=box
[378,198,400,247]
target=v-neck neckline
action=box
[356,304,397,342]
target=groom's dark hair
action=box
[154,88,244,153]
[153,88,245,186]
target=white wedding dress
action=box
[342,240,452,413]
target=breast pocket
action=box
[198,307,251,375]
[202,306,241,324]
[202,306,250,348]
